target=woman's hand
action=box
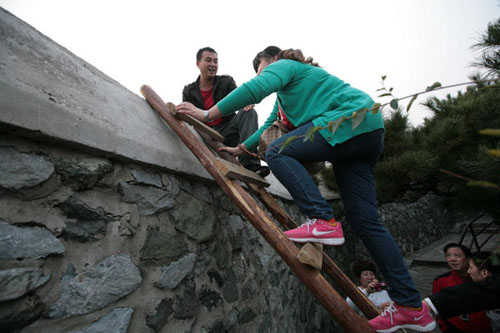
[219,145,244,157]
[176,102,204,122]
[380,302,391,311]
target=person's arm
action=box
[175,102,223,123]
[427,275,500,319]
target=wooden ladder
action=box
[141,85,380,332]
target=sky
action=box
[1,0,499,126]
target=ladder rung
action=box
[213,157,270,187]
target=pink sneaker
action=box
[368,302,436,333]
[284,218,344,245]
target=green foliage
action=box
[373,80,500,217]
[473,18,500,78]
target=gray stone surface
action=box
[49,254,142,318]
[0,294,44,332]
[118,182,174,216]
[0,221,65,259]
[131,168,162,188]
[0,147,54,190]
[222,268,239,303]
[170,192,216,242]
[0,267,50,301]
[156,253,197,290]
[52,153,113,190]
[146,298,173,332]
[172,279,198,319]
[140,228,189,264]
[74,307,133,333]
[57,196,112,242]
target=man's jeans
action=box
[214,108,260,170]
[266,121,421,308]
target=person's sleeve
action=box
[345,297,361,315]
[217,60,295,116]
[242,99,279,152]
[182,86,189,102]
[428,276,500,319]
[432,278,448,332]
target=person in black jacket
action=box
[182,47,268,176]
[424,251,500,328]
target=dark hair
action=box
[352,259,377,279]
[278,48,320,67]
[470,251,500,274]
[253,46,282,73]
[443,243,472,257]
[196,47,217,62]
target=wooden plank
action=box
[213,157,270,188]
[297,243,323,270]
[140,85,374,333]
[166,102,225,142]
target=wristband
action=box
[203,110,210,122]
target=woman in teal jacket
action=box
[177,48,435,332]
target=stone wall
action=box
[0,7,465,333]
[0,133,464,333]
[0,133,343,332]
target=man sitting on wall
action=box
[182,47,269,176]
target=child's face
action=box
[467,259,487,282]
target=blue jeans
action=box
[266,122,421,307]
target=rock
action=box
[140,228,188,265]
[156,253,197,290]
[49,254,142,318]
[0,221,65,259]
[207,269,224,288]
[209,320,226,333]
[132,168,162,188]
[172,279,198,319]
[57,196,112,242]
[0,147,54,190]
[213,240,230,269]
[199,289,221,311]
[64,220,107,242]
[222,268,238,303]
[0,267,51,301]
[52,154,112,190]
[0,294,44,332]
[118,182,174,216]
[146,298,173,332]
[239,307,257,324]
[161,174,180,197]
[74,307,133,333]
[57,195,111,221]
[170,192,216,242]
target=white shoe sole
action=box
[375,321,436,333]
[288,237,345,246]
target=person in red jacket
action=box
[432,243,492,332]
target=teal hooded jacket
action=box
[217,59,384,151]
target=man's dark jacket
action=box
[182,75,237,122]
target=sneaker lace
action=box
[381,302,397,324]
[298,218,317,231]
